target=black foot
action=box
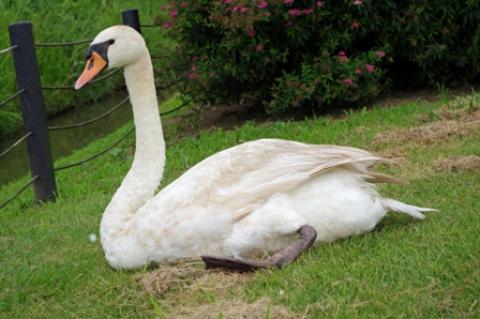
[201,255,267,273]
[201,225,317,273]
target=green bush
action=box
[162,0,480,112]
[0,0,168,136]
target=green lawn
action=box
[0,93,479,318]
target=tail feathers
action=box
[381,198,437,220]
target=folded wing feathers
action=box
[167,139,399,218]
[208,139,393,204]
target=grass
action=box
[0,1,171,136]
[0,92,479,318]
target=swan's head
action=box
[74,25,146,90]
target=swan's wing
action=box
[160,138,392,218]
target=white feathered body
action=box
[101,139,429,269]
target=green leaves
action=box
[164,0,480,112]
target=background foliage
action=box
[162,0,480,111]
[0,0,167,136]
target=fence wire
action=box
[48,97,129,131]
[0,89,26,108]
[42,68,122,91]
[0,175,38,210]
[0,45,18,55]
[35,39,91,47]
[54,127,134,172]
[160,99,192,116]
[52,98,191,172]
[156,78,180,90]
[0,132,31,159]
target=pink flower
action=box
[162,21,172,29]
[365,64,375,73]
[191,65,197,71]
[224,0,232,3]
[256,44,264,52]
[240,6,249,13]
[376,51,385,58]
[338,51,347,62]
[351,20,360,29]
[338,51,346,57]
[180,2,187,8]
[170,10,177,17]
[284,0,294,4]
[316,1,324,7]
[232,5,241,12]
[343,78,354,86]
[188,72,197,80]
[303,8,314,15]
[355,67,362,74]
[288,8,302,16]
[247,29,256,38]
[353,0,363,5]
[258,1,269,9]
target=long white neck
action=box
[100,50,165,247]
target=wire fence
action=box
[54,127,135,172]
[0,89,25,108]
[0,9,188,210]
[0,132,31,159]
[35,39,92,47]
[140,24,161,28]
[160,98,191,116]
[0,45,18,55]
[156,78,181,90]
[48,96,130,131]
[0,175,38,210]
[42,68,122,90]
[52,98,191,171]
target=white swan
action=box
[75,26,434,271]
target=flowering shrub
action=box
[159,1,480,111]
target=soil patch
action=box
[432,155,480,172]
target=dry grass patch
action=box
[140,261,207,297]
[139,261,251,299]
[138,261,291,318]
[374,99,480,146]
[170,298,298,319]
[432,155,480,172]
[374,117,479,146]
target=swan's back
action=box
[156,139,392,218]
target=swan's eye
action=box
[108,39,115,45]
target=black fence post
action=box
[122,9,142,34]
[8,22,57,203]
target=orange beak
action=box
[74,52,108,90]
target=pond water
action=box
[0,90,134,186]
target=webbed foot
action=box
[201,225,317,272]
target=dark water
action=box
[0,90,134,186]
